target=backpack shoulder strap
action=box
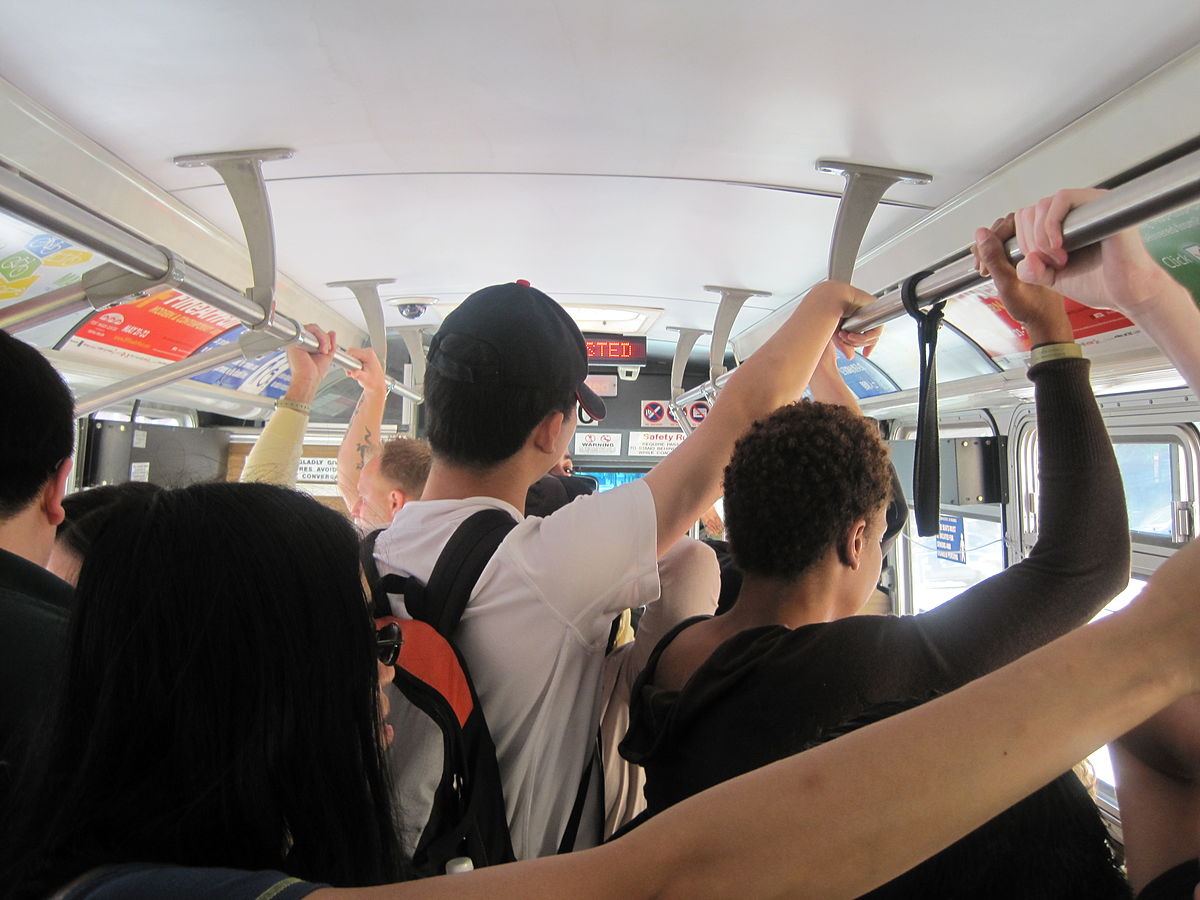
[360,527,397,619]
[409,507,517,638]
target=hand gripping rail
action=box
[672,144,1200,411]
[0,163,421,414]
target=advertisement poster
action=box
[835,353,898,399]
[61,289,242,364]
[1140,202,1200,299]
[189,326,292,399]
[0,220,101,305]
[948,285,1137,369]
[936,515,967,564]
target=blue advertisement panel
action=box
[936,515,967,564]
[189,325,292,399]
[836,353,899,399]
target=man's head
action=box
[352,437,433,530]
[724,400,892,609]
[424,282,604,471]
[0,329,75,564]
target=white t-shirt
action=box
[373,479,660,859]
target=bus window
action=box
[576,470,645,492]
[902,513,1006,614]
[1113,438,1187,542]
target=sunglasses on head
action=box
[376,621,401,666]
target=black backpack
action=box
[362,508,596,874]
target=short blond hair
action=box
[377,437,433,498]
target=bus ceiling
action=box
[0,8,1197,416]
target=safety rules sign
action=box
[629,431,687,457]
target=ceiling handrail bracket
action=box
[174,147,295,327]
[816,159,933,284]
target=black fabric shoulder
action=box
[1136,859,1199,900]
[621,622,789,766]
[641,615,711,678]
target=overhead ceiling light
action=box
[561,305,663,334]
[430,300,664,334]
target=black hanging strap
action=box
[901,271,944,537]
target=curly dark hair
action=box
[724,400,893,579]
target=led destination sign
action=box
[584,333,647,366]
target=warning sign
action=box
[687,400,710,427]
[628,431,687,457]
[574,432,623,457]
[641,400,668,428]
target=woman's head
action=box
[2,482,404,892]
[48,481,163,585]
[723,400,893,583]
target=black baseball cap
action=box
[427,280,606,420]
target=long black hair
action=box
[0,482,407,895]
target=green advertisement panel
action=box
[1140,201,1200,301]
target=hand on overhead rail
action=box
[343,346,388,398]
[832,324,882,359]
[971,213,1016,278]
[284,323,337,404]
[1010,188,1181,318]
[974,221,1073,347]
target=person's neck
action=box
[726,562,848,631]
[420,455,541,514]
[0,505,54,568]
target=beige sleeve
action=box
[239,406,309,488]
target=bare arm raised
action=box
[241,324,336,487]
[809,340,863,412]
[1014,188,1200,894]
[337,346,389,512]
[642,281,877,555]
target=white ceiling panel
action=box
[0,0,1197,375]
[175,171,920,341]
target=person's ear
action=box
[388,489,408,513]
[42,458,73,528]
[840,519,868,569]
[530,410,566,455]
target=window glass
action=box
[861,315,999,392]
[576,470,645,492]
[1113,441,1180,538]
[906,514,1006,613]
